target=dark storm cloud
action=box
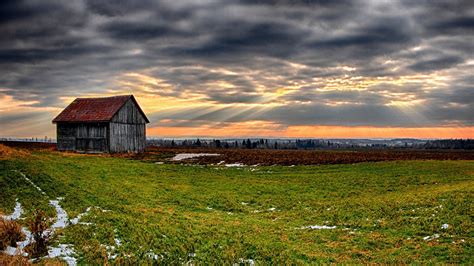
[0,111,44,124]
[0,0,473,132]
[408,56,464,72]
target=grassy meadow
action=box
[0,148,473,264]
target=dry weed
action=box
[0,253,31,266]
[25,211,51,258]
[0,217,25,251]
[0,144,30,159]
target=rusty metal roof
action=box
[52,95,149,123]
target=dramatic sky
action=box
[1,0,473,138]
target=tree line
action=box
[147,138,474,150]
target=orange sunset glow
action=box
[1,1,473,140]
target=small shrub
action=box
[26,210,51,258]
[0,217,25,250]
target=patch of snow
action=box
[1,200,33,257]
[70,207,92,225]
[171,153,219,161]
[16,171,46,195]
[98,207,111,212]
[300,225,337,230]
[101,244,120,260]
[241,202,249,205]
[48,244,77,266]
[3,199,23,220]
[50,198,69,229]
[225,163,245,167]
[235,258,255,266]
[268,207,277,211]
[3,223,33,257]
[441,223,449,230]
[146,250,163,260]
[423,234,440,241]
[217,161,225,165]
[4,246,20,256]
[155,162,164,165]
[188,252,196,257]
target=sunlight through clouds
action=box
[0,0,472,138]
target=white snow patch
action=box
[235,258,255,266]
[70,207,92,225]
[423,234,440,241]
[3,199,23,220]
[4,227,32,257]
[225,163,245,167]
[1,200,33,257]
[267,207,277,211]
[441,223,449,230]
[50,198,69,229]
[171,153,219,161]
[300,225,337,230]
[48,244,77,266]
[15,171,46,195]
[146,250,163,260]
[241,202,249,205]
[206,207,213,210]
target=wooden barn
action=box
[52,95,149,153]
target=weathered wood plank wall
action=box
[109,123,145,152]
[57,123,108,152]
[57,124,76,151]
[109,99,146,152]
[56,98,147,153]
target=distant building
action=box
[52,95,149,153]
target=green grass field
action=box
[1,150,473,264]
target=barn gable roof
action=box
[52,95,149,123]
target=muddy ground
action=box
[2,141,473,166]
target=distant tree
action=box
[245,139,251,149]
[196,139,201,147]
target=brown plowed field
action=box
[144,147,474,166]
[2,141,473,166]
